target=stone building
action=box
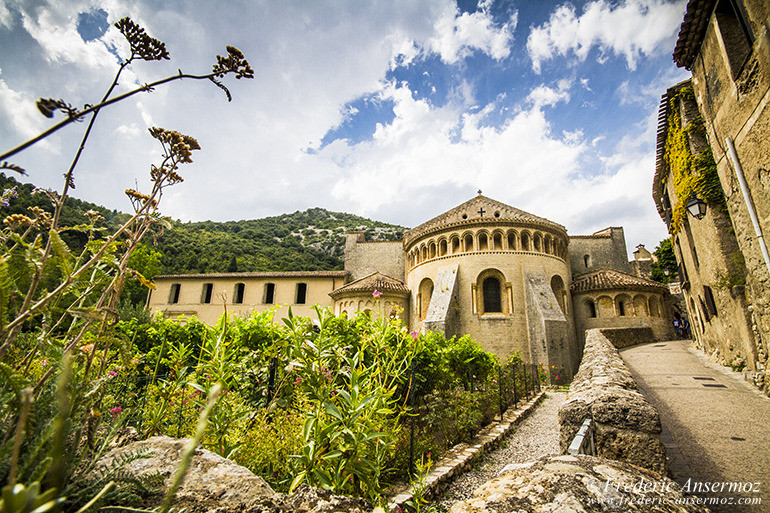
[149,194,674,377]
[653,0,769,391]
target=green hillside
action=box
[0,173,407,275]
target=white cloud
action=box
[527,81,571,108]
[527,0,684,73]
[426,4,517,64]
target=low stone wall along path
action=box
[432,390,566,509]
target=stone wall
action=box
[569,227,631,276]
[559,329,667,474]
[599,327,655,349]
[344,232,405,281]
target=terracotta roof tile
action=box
[673,0,715,69]
[329,272,409,298]
[570,268,668,293]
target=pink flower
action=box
[108,370,117,377]
[372,289,382,298]
[109,407,122,417]
[409,331,419,341]
[295,376,302,384]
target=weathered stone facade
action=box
[654,0,770,393]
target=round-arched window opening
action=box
[482,277,502,313]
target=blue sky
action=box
[0,0,690,255]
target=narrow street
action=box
[621,340,770,512]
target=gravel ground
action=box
[431,390,567,511]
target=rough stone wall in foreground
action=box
[559,329,667,474]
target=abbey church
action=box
[148,193,674,377]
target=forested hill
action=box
[0,173,407,274]
[158,209,406,273]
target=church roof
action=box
[329,272,409,298]
[673,0,714,69]
[404,194,566,247]
[570,268,668,293]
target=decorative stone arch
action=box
[615,294,632,317]
[506,229,518,250]
[438,237,448,256]
[648,295,661,318]
[474,268,510,316]
[633,294,649,317]
[449,234,461,254]
[533,232,543,252]
[550,275,567,315]
[596,295,613,317]
[462,231,475,252]
[418,277,434,321]
[584,297,597,318]
[520,231,531,251]
[491,230,504,250]
[544,234,553,254]
[420,244,427,261]
[477,230,491,251]
[429,240,437,259]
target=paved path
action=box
[620,340,770,512]
[433,390,566,510]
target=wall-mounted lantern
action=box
[686,194,707,219]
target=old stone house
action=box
[149,194,674,378]
[653,0,769,391]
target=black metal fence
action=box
[405,361,548,476]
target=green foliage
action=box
[663,86,727,234]
[649,238,678,283]
[715,251,747,289]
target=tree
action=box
[227,255,238,272]
[650,238,678,283]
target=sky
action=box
[0,0,691,256]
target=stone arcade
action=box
[149,194,674,377]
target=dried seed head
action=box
[115,17,170,61]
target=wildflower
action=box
[372,289,382,298]
[295,376,302,385]
[109,406,122,417]
[107,370,117,377]
[80,343,95,353]
[409,331,419,341]
[40,359,48,367]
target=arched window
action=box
[201,283,213,304]
[451,236,460,254]
[439,239,448,256]
[507,231,517,250]
[521,232,530,251]
[586,299,597,318]
[263,283,275,304]
[429,242,437,259]
[464,234,474,252]
[233,283,245,304]
[169,283,181,304]
[418,278,434,320]
[583,254,591,268]
[550,275,566,314]
[483,277,502,313]
[493,233,503,250]
[478,233,489,251]
[296,283,307,304]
